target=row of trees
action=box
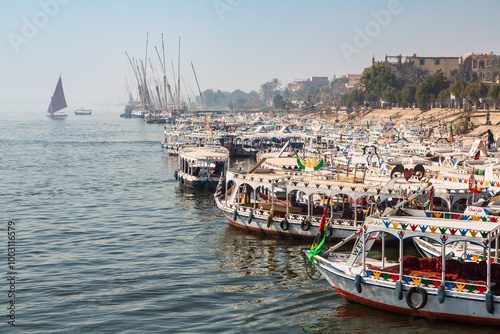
[341,60,500,113]
[198,56,500,112]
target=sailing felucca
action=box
[47,75,68,118]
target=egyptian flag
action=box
[469,170,482,194]
[308,197,331,268]
[426,186,434,211]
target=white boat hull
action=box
[216,197,363,241]
[314,256,500,326]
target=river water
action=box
[0,107,494,333]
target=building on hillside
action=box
[286,76,329,92]
[384,54,459,78]
[461,52,496,82]
[345,74,361,89]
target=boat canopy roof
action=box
[365,215,500,245]
[179,145,229,161]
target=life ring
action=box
[301,217,311,231]
[280,217,289,231]
[406,287,428,310]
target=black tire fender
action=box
[280,218,289,231]
[406,286,428,310]
[301,218,311,231]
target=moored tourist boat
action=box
[74,108,92,115]
[214,155,431,241]
[175,145,229,191]
[307,212,500,325]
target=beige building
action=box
[461,52,496,82]
[345,74,361,89]
[384,54,459,78]
[286,76,329,92]
[414,56,459,78]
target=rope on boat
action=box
[303,252,322,281]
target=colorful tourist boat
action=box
[307,212,500,325]
[214,155,431,241]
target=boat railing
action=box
[365,268,493,296]
[227,203,360,227]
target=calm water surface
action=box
[0,108,496,333]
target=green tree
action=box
[415,81,431,111]
[486,56,500,83]
[438,88,450,108]
[426,70,449,99]
[382,86,398,107]
[415,70,449,111]
[341,88,364,113]
[271,78,281,93]
[449,64,478,83]
[400,85,416,108]
[273,94,286,110]
[403,65,429,85]
[464,81,489,108]
[450,79,467,109]
[259,81,274,105]
[360,62,400,108]
[489,83,500,109]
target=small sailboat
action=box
[47,75,68,119]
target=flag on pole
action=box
[469,169,482,194]
[426,186,434,211]
[449,121,453,144]
[308,197,331,268]
[214,174,225,199]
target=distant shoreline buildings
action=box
[283,52,498,93]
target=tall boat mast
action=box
[162,33,168,109]
[177,37,181,107]
[191,61,204,108]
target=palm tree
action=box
[259,82,274,106]
[271,78,281,93]
[403,65,430,85]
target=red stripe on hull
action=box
[334,287,500,326]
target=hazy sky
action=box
[1,0,499,107]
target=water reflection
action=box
[303,301,497,334]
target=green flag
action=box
[308,232,326,270]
